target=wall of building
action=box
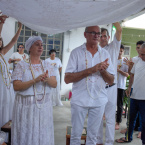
[122,27,145,58]
[60,28,86,97]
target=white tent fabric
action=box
[0,0,145,34]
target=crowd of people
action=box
[0,12,145,145]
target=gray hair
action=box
[141,43,145,49]
[85,26,100,32]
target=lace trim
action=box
[15,94,51,105]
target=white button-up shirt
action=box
[117,58,128,89]
[102,35,121,83]
[131,58,145,100]
[65,43,115,107]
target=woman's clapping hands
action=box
[34,70,49,83]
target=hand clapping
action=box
[34,70,49,83]
[41,70,49,83]
[97,58,109,72]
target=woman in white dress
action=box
[11,36,57,145]
[0,15,22,129]
[46,49,63,106]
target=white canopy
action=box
[0,0,145,34]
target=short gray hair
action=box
[141,43,145,49]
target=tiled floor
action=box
[53,101,142,145]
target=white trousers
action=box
[70,103,106,145]
[97,85,117,145]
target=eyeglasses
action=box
[19,47,24,48]
[51,52,56,54]
[86,31,101,37]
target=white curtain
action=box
[0,0,145,34]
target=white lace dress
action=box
[46,57,63,106]
[0,53,15,128]
[11,60,55,145]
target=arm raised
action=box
[113,22,122,41]
[0,15,8,35]
[2,22,22,55]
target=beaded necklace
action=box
[85,49,103,100]
[30,63,44,94]
[117,58,122,80]
[29,59,46,109]
[0,53,11,89]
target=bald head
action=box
[84,26,101,45]
[85,26,100,32]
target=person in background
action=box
[122,40,144,138]
[116,43,145,145]
[46,49,63,106]
[0,14,22,129]
[8,44,29,67]
[124,40,145,74]
[97,22,122,145]
[115,44,129,130]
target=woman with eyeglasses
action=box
[11,36,57,145]
[46,49,63,106]
[0,14,22,129]
[8,44,29,67]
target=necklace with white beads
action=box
[117,58,122,80]
[29,59,46,109]
[0,53,11,89]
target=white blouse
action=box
[11,60,55,96]
[10,52,29,63]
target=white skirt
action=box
[11,94,54,145]
[0,81,15,128]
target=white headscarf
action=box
[25,36,43,53]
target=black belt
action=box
[105,83,116,89]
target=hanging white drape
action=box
[0,0,145,34]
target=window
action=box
[123,45,131,58]
[15,23,63,60]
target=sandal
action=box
[115,137,131,143]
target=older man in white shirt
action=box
[65,26,115,145]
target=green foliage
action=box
[123,75,130,107]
